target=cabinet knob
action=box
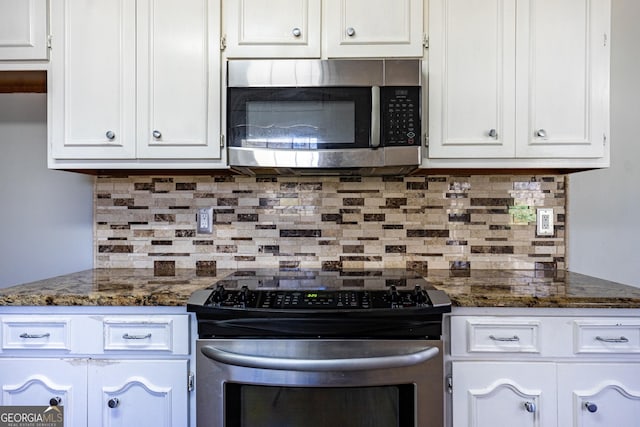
[536,129,547,138]
[49,396,62,406]
[292,27,301,37]
[152,130,162,139]
[584,402,598,413]
[488,128,497,138]
[524,401,536,413]
[107,398,120,409]
[346,27,356,37]
[106,131,116,140]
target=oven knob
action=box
[389,285,400,304]
[412,285,428,304]
[210,284,227,304]
[238,286,252,303]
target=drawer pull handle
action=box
[19,333,50,339]
[524,401,536,413]
[122,333,152,340]
[108,398,120,408]
[595,336,629,343]
[489,335,520,342]
[49,397,62,406]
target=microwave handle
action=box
[370,86,380,149]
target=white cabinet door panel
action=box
[223,0,321,58]
[516,0,610,158]
[324,0,423,58]
[428,0,516,158]
[452,361,556,427]
[0,0,48,61]
[50,0,137,159]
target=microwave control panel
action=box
[380,86,421,147]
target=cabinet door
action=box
[0,0,48,61]
[0,358,87,427]
[452,362,556,427]
[324,0,423,58]
[49,0,137,159]
[222,0,321,58]
[136,0,221,159]
[558,363,640,427]
[428,0,517,158]
[88,359,188,427]
[515,0,610,158]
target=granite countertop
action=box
[1,268,640,309]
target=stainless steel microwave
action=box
[226,59,422,176]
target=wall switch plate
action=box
[536,208,554,236]
[197,207,214,234]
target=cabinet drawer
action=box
[2,317,72,351]
[574,320,640,354]
[451,317,542,355]
[102,316,189,354]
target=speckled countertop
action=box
[1,269,640,309]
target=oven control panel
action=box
[202,284,439,310]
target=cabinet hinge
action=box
[446,375,453,394]
[188,372,195,392]
[220,134,225,148]
[603,134,607,146]
[604,33,608,47]
[423,34,429,49]
[220,35,227,51]
[47,34,52,49]
[423,133,429,148]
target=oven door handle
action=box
[200,345,439,372]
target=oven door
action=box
[195,339,444,427]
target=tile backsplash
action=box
[95,174,565,272]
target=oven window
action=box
[227,87,372,150]
[225,384,414,427]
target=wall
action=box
[568,0,640,287]
[95,174,565,272]
[0,93,93,288]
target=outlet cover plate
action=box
[197,207,214,234]
[536,208,554,236]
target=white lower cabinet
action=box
[557,364,640,427]
[449,312,640,427]
[452,362,556,427]
[0,312,192,427]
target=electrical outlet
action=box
[197,207,214,234]
[536,208,554,236]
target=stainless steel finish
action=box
[489,335,520,342]
[227,59,421,87]
[292,27,301,37]
[370,86,380,148]
[201,344,439,372]
[107,398,120,408]
[229,145,421,176]
[524,402,536,413]
[596,336,629,343]
[19,333,50,339]
[536,129,547,138]
[122,333,152,340]
[196,339,444,427]
[152,130,162,139]
[49,397,61,406]
[489,128,497,138]
[585,402,598,413]
[106,131,115,140]
[346,27,356,37]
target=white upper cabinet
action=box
[49,0,224,167]
[323,0,424,58]
[428,0,611,167]
[222,0,321,58]
[0,0,49,61]
[222,0,424,58]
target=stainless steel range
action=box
[187,269,451,427]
